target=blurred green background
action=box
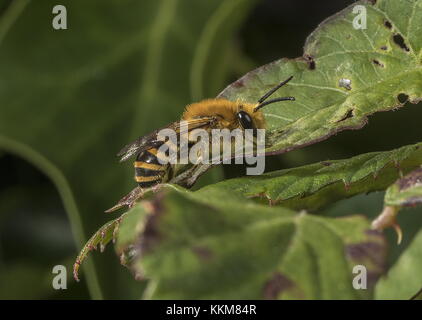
[0,0,421,299]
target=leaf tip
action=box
[73,260,81,282]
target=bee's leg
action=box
[169,165,199,186]
[151,183,164,193]
[169,163,214,188]
[185,164,214,187]
[105,186,144,213]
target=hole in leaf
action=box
[384,20,392,29]
[339,78,352,90]
[337,109,354,122]
[372,59,385,67]
[397,93,409,104]
[304,54,316,70]
[393,34,410,52]
[380,45,388,50]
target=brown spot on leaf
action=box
[263,272,294,299]
[380,45,388,51]
[321,161,332,166]
[346,241,384,262]
[346,231,387,287]
[232,78,245,88]
[365,229,383,236]
[397,168,422,191]
[384,20,392,29]
[393,34,410,52]
[138,192,166,254]
[192,246,213,261]
[372,59,385,68]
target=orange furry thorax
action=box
[182,98,266,130]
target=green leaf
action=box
[116,188,386,299]
[0,0,253,298]
[195,142,422,211]
[218,0,422,153]
[375,229,422,299]
[371,167,422,244]
[384,167,422,207]
[73,213,126,283]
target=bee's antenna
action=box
[254,97,295,112]
[254,76,295,112]
[257,76,294,104]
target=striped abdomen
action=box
[134,148,169,188]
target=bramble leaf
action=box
[73,213,126,283]
[115,189,386,299]
[195,142,422,211]
[219,0,422,153]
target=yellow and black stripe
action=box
[134,148,168,188]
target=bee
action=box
[106,76,295,212]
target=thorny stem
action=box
[371,205,403,245]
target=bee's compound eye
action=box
[237,111,254,129]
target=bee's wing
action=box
[117,129,163,162]
[117,117,215,162]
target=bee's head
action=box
[236,105,265,130]
[237,109,255,129]
[236,76,295,130]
